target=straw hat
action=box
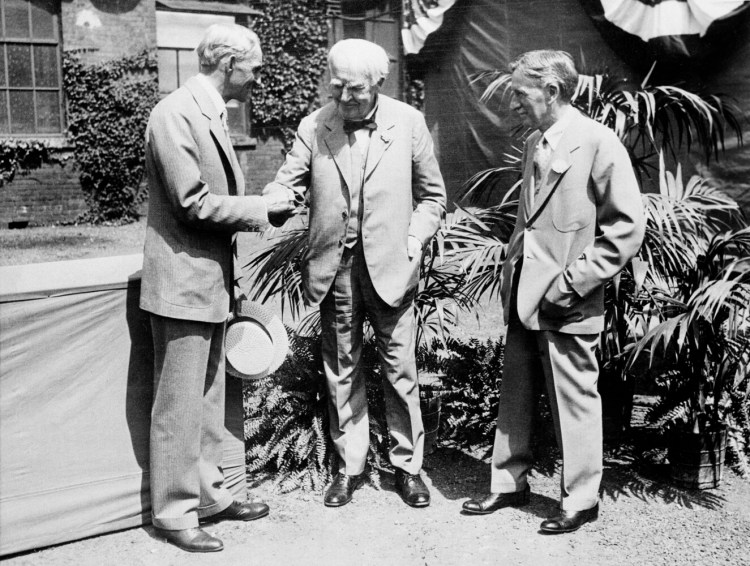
[225,300,289,380]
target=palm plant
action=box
[626,226,750,477]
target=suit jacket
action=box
[501,110,645,334]
[264,94,446,307]
[140,76,269,323]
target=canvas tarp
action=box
[0,255,246,556]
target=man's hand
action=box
[407,235,423,260]
[263,188,298,227]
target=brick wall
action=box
[61,0,157,64]
[0,161,86,227]
[237,134,287,195]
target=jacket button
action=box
[342,211,348,220]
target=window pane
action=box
[35,90,59,132]
[4,0,30,39]
[34,44,57,87]
[177,49,197,88]
[0,45,5,87]
[0,91,8,133]
[30,0,56,39]
[157,48,177,94]
[9,89,34,133]
[7,44,32,87]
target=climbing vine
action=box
[63,49,159,223]
[250,0,330,148]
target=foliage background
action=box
[250,0,330,148]
[62,50,158,224]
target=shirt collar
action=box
[195,73,227,118]
[541,105,574,151]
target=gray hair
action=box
[328,39,390,85]
[196,23,260,70]
[510,50,578,102]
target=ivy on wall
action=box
[62,49,159,224]
[0,140,52,187]
[250,0,330,147]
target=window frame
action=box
[0,0,65,138]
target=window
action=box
[0,0,63,135]
[156,9,251,139]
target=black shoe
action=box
[324,473,364,507]
[395,470,431,508]
[462,485,531,515]
[153,527,223,553]
[540,503,599,533]
[203,500,270,523]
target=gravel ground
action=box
[4,446,749,566]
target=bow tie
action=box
[343,118,377,134]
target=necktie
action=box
[530,136,551,209]
[343,117,377,134]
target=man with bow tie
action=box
[462,50,645,533]
[263,38,446,508]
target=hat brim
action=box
[225,301,289,380]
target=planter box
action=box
[668,427,728,489]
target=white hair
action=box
[328,39,390,85]
[196,23,260,70]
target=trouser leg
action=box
[490,318,544,493]
[321,246,369,475]
[539,330,602,511]
[361,255,423,475]
[149,315,232,530]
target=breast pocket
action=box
[551,184,594,232]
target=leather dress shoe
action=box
[395,470,430,508]
[462,485,530,514]
[540,503,599,533]
[324,473,364,507]
[153,527,223,553]
[202,500,270,523]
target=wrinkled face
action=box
[223,47,262,102]
[509,68,552,131]
[329,60,379,121]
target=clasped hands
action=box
[263,187,302,227]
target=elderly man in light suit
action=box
[140,24,295,553]
[462,50,645,533]
[264,39,446,508]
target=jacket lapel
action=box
[184,77,243,192]
[527,126,579,225]
[323,116,353,194]
[364,119,395,180]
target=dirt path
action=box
[5,448,749,566]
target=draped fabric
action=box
[0,255,246,556]
[402,0,457,54]
[580,0,750,64]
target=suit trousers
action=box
[320,242,424,476]
[490,313,602,512]
[149,314,233,530]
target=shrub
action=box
[62,50,158,223]
[0,140,52,187]
[244,333,390,492]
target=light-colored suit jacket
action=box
[140,76,269,323]
[501,110,645,334]
[264,94,446,307]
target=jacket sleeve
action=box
[408,110,447,246]
[262,116,314,205]
[559,129,645,300]
[148,105,269,232]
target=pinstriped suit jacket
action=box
[140,76,269,323]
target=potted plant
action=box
[627,224,750,488]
